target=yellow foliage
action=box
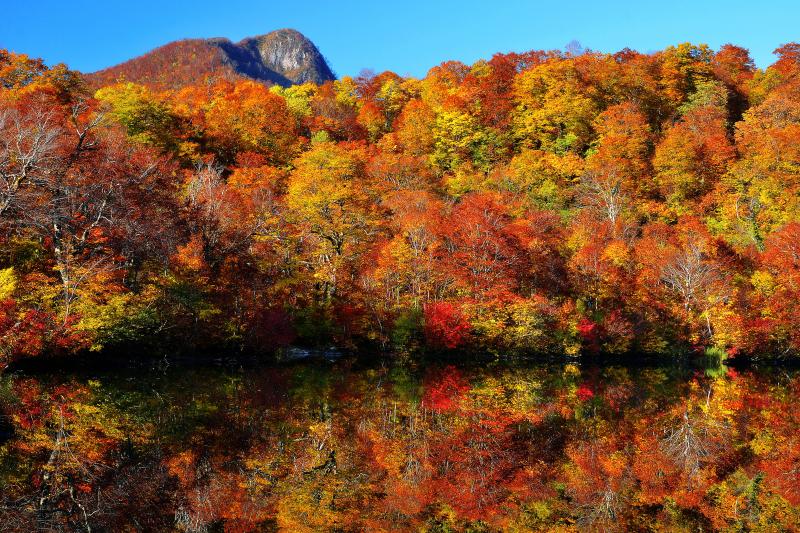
[603,240,630,267]
[498,148,583,210]
[749,430,776,456]
[751,270,776,295]
[0,267,16,300]
[333,76,360,108]
[271,82,317,118]
[513,59,599,153]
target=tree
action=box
[580,103,651,229]
[0,94,176,352]
[370,190,446,308]
[202,80,298,164]
[440,193,525,300]
[490,148,583,211]
[423,303,471,349]
[655,102,734,218]
[758,222,800,352]
[657,43,715,114]
[95,82,178,149]
[513,57,600,154]
[712,80,800,250]
[285,141,376,301]
[657,220,729,341]
[0,99,60,218]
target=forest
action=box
[4,42,800,364]
[2,40,800,531]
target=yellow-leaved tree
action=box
[285,140,377,300]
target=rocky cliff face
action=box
[212,29,336,86]
[88,29,335,89]
[242,29,335,85]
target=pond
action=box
[0,356,798,531]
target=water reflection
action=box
[0,358,798,531]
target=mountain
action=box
[87,29,336,89]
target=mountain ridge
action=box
[87,28,336,89]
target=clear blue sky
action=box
[1,1,797,77]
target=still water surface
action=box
[1,355,798,531]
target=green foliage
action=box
[77,291,162,352]
[271,82,317,118]
[292,306,335,347]
[701,346,729,378]
[678,78,729,116]
[0,238,46,273]
[95,82,177,148]
[391,307,424,350]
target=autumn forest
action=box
[1,36,800,531]
[4,42,800,362]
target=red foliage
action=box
[442,193,526,299]
[772,42,800,76]
[577,317,601,354]
[247,308,296,349]
[423,365,470,412]
[423,302,471,350]
[0,300,88,367]
[576,383,595,402]
[87,39,235,90]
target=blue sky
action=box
[1,1,797,77]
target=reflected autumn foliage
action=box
[1,360,798,531]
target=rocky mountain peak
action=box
[88,28,336,89]
[230,28,336,85]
